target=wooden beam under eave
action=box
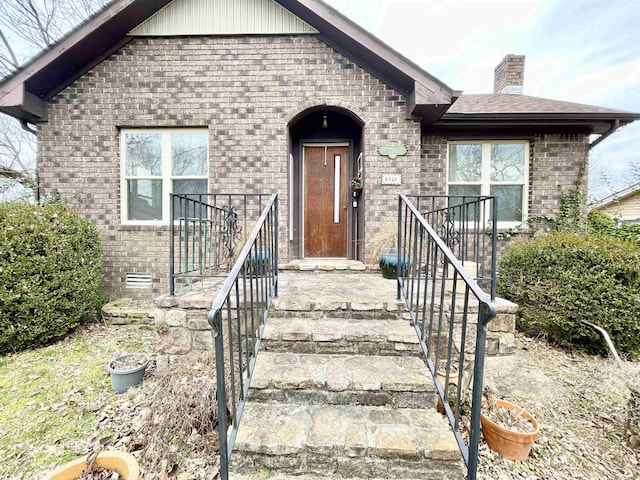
[0,84,47,122]
[407,81,453,123]
[22,90,47,121]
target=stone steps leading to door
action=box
[228,271,466,479]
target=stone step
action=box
[231,473,427,480]
[231,402,464,479]
[280,259,370,272]
[271,295,406,319]
[262,317,421,356]
[249,352,435,408]
[272,271,404,319]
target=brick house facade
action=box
[2,0,638,298]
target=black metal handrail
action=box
[207,194,278,480]
[398,194,496,480]
[170,193,272,295]
[406,194,498,299]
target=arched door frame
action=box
[288,106,364,260]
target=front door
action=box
[303,145,349,257]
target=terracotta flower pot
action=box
[480,399,539,461]
[41,450,142,480]
[436,371,458,414]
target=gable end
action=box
[130,0,319,36]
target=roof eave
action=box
[435,112,640,134]
[0,83,47,122]
[592,182,640,209]
[0,0,173,122]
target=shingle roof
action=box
[446,93,634,115]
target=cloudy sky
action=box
[325,0,640,201]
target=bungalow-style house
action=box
[1,0,639,298]
[593,182,640,224]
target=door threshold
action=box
[281,258,366,272]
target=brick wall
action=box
[529,133,589,215]
[38,35,422,298]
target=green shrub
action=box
[587,209,640,247]
[497,232,640,358]
[586,209,616,233]
[0,203,103,354]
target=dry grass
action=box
[86,351,221,480]
[478,333,640,480]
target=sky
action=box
[324,0,640,201]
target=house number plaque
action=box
[381,173,402,185]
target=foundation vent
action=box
[126,272,152,288]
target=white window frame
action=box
[446,140,529,228]
[120,128,209,225]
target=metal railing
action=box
[397,194,496,480]
[170,193,272,295]
[207,194,278,480]
[407,194,497,299]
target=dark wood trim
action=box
[441,112,640,122]
[0,84,47,121]
[444,133,538,141]
[428,119,616,135]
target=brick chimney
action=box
[494,54,525,94]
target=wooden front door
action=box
[304,145,349,257]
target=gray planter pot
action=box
[108,353,149,394]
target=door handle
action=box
[343,205,347,210]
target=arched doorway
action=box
[288,107,364,260]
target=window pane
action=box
[127,179,162,220]
[491,185,524,222]
[172,180,209,221]
[173,179,208,195]
[490,144,526,182]
[125,133,161,176]
[449,144,481,182]
[449,184,482,199]
[449,185,482,220]
[172,133,208,176]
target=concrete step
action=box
[249,352,435,408]
[262,317,421,356]
[231,402,464,479]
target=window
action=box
[447,141,529,224]
[121,129,209,223]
